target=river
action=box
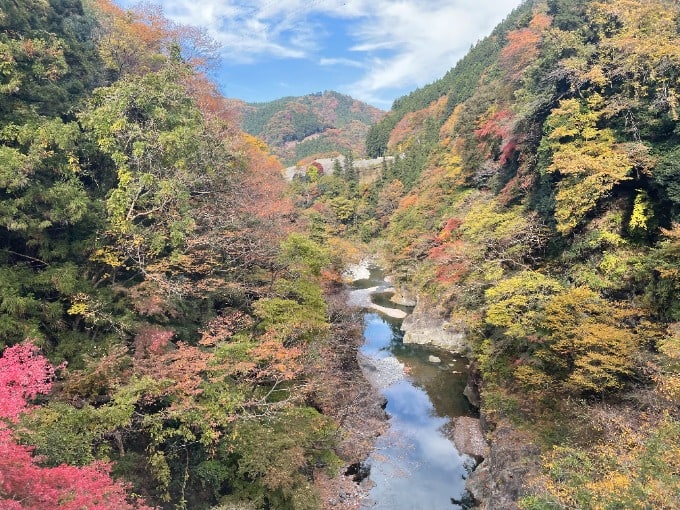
[348,266,477,509]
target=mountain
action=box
[237,91,385,165]
[288,0,680,507]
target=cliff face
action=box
[465,422,541,510]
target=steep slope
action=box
[380,0,680,507]
[238,90,385,164]
[365,0,534,158]
[288,0,680,507]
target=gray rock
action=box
[451,417,488,459]
[463,366,482,408]
[401,299,469,351]
[357,353,405,389]
[428,355,442,363]
[389,286,417,307]
[465,421,541,510]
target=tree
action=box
[0,343,55,421]
[500,12,552,82]
[541,94,636,234]
[537,287,638,394]
[343,151,357,190]
[79,63,232,279]
[0,342,149,509]
[485,271,564,341]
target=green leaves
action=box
[485,271,564,340]
[79,65,223,271]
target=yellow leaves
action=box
[654,323,680,403]
[567,323,636,392]
[67,302,89,316]
[658,323,680,361]
[546,95,605,141]
[584,65,608,88]
[544,96,636,234]
[542,287,638,394]
[485,271,564,339]
[90,247,124,268]
[591,0,680,67]
[67,294,95,318]
[513,364,554,393]
[656,374,680,403]
[629,189,652,233]
[586,472,632,500]
[528,415,680,509]
[110,118,126,132]
[549,135,626,176]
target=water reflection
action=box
[351,269,475,509]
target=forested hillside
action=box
[4,0,680,508]
[0,1,372,509]
[291,0,680,507]
[238,91,384,165]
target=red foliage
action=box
[133,338,214,409]
[474,109,513,140]
[388,97,447,148]
[428,239,471,283]
[497,164,537,205]
[474,108,519,163]
[133,326,174,359]
[198,311,254,346]
[247,331,304,382]
[0,343,151,509]
[436,218,463,242]
[0,429,150,509]
[434,262,470,284]
[0,343,55,421]
[499,140,518,165]
[500,12,552,81]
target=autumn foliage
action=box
[0,343,150,509]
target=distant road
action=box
[284,155,395,181]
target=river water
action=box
[349,267,476,509]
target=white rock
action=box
[370,303,408,319]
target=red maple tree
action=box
[0,342,151,509]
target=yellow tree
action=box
[542,94,634,234]
[538,287,638,394]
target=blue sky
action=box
[114,0,525,109]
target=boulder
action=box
[465,421,541,510]
[401,298,469,351]
[451,417,488,459]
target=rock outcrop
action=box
[451,416,488,460]
[400,297,469,351]
[463,364,482,409]
[389,285,417,307]
[465,421,540,510]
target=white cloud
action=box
[343,0,524,103]
[118,0,525,103]
[319,57,365,68]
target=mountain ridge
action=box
[234,90,385,164]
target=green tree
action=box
[79,63,233,276]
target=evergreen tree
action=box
[332,157,344,178]
[344,151,357,191]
